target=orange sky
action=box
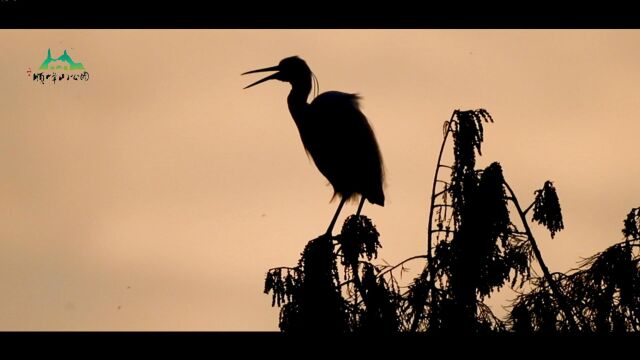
[0,30,638,330]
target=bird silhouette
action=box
[243,56,384,236]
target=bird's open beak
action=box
[242,65,280,89]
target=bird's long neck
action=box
[287,77,312,126]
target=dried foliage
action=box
[623,208,640,240]
[338,215,381,269]
[532,181,565,238]
[265,235,349,332]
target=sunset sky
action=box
[0,30,639,330]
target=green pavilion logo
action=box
[28,48,90,84]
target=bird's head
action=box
[242,56,312,89]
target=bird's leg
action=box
[355,195,366,217]
[326,197,347,237]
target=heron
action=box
[243,56,385,236]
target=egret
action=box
[243,56,385,236]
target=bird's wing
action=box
[307,91,385,201]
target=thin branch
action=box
[433,189,448,198]
[432,204,454,209]
[523,201,535,216]
[376,255,429,279]
[504,180,580,331]
[420,110,457,332]
[266,266,299,272]
[427,110,457,258]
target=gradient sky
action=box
[0,30,639,330]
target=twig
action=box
[376,255,428,279]
[523,201,535,216]
[266,266,299,272]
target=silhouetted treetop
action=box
[262,107,638,334]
